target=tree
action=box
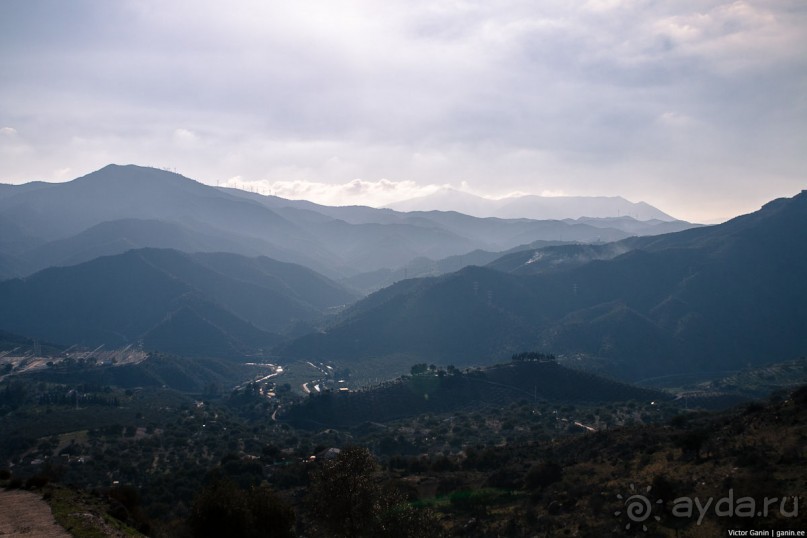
[374,501,444,538]
[525,461,563,490]
[189,477,294,538]
[189,478,250,538]
[308,446,443,537]
[676,429,708,461]
[308,446,379,537]
[410,363,428,376]
[247,485,296,538]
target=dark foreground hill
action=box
[0,248,356,357]
[282,191,807,380]
[1,343,803,537]
[281,360,668,428]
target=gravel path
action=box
[0,489,71,537]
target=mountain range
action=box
[283,190,807,380]
[0,248,356,357]
[1,164,803,384]
[0,165,693,284]
[387,187,675,221]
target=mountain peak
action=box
[74,164,198,188]
[387,190,676,221]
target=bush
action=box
[792,385,807,407]
[308,446,379,537]
[525,462,563,491]
[308,446,441,537]
[25,474,49,490]
[485,466,523,490]
[449,489,500,516]
[188,478,294,538]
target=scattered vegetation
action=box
[2,361,804,536]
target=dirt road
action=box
[0,489,71,537]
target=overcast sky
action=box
[1,0,805,222]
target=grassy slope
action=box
[46,485,145,538]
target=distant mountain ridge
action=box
[283,191,807,380]
[0,248,357,357]
[0,165,697,282]
[0,165,801,385]
[387,187,676,221]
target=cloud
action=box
[223,177,451,207]
[172,128,199,146]
[0,125,33,161]
[0,0,804,222]
[657,111,697,128]
[648,1,803,73]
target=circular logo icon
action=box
[615,484,662,531]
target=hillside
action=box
[385,385,807,536]
[18,218,281,274]
[0,248,356,357]
[0,165,696,280]
[0,165,339,276]
[2,360,804,536]
[283,191,807,380]
[23,352,258,393]
[281,359,668,428]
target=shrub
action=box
[25,474,49,490]
[188,478,294,538]
[525,462,563,491]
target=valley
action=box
[3,0,805,533]
[0,166,805,537]
[1,349,805,536]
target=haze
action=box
[1,0,805,222]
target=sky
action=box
[0,0,805,223]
